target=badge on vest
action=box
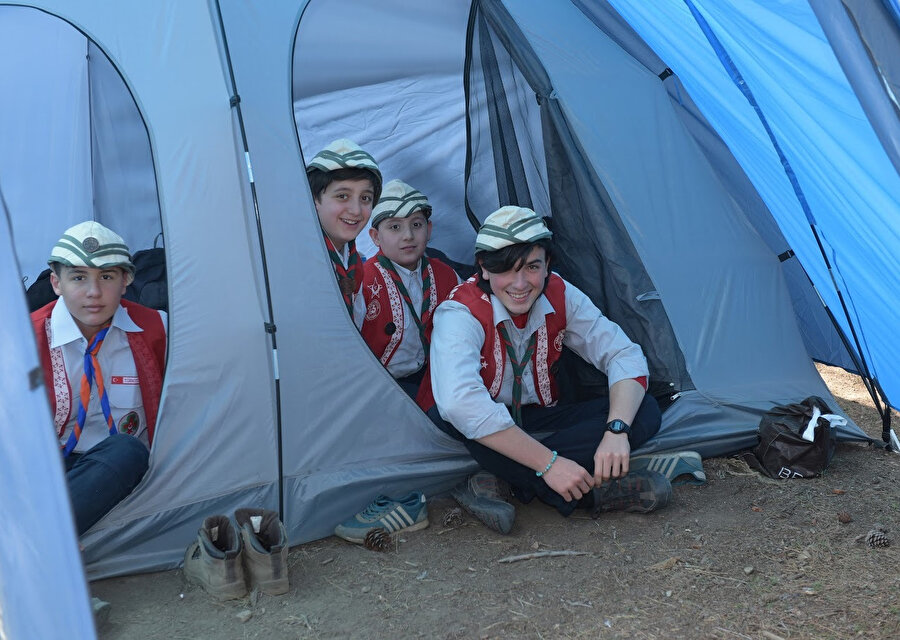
[111,375,140,385]
[366,298,381,321]
[118,411,140,435]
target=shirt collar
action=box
[49,301,141,348]
[490,292,553,335]
[391,259,421,278]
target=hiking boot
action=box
[183,515,247,600]
[234,508,290,595]
[591,470,672,517]
[451,471,515,534]
[629,450,706,485]
[91,597,111,630]
[334,491,429,544]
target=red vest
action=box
[31,299,167,445]
[417,273,568,412]
[359,253,459,367]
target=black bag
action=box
[25,268,58,312]
[124,247,168,312]
[744,396,843,479]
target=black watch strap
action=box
[606,419,631,435]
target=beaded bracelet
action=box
[536,450,558,477]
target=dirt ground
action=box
[94,364,900,640]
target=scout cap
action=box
[370,179,432,228]
[306,138,382,190]
[49,220,135,279]
[474,206,552,252]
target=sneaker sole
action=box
[334,517,430,544]
[592,471,672,517]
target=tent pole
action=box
[212,0,286,516]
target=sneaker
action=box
[591,470,672,517]
[235,508,289,596]
[450,471,515,534]
[334,491,429,544]
[630,450,706,485]
[183,515,248,600]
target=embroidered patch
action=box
[111,375,140,385]
[366,298,381,321]
[82,236,100,253]
[368,281,383,297]
[554,329,566,352]
[118,411,140,435]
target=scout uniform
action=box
[306,138,382,313]
[356,180,460,388]
[31,221,165,534]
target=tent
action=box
[1,0,897,597]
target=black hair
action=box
[307,167,382,205]
[475,239,553,295]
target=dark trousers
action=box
[396,367,426,400]
[64,434,149,535]
[429,395,661,516]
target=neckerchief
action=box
[376,254,434,354]
[323,233,360,314]
[63,323,116,456]
[497,323,537,427]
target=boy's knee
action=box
[99,434,150,479]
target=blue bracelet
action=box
[536,450,558,477]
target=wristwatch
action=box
[606,419,631,435]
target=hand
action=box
[594,432,631,483]
[541,456,594,502]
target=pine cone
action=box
[837,512,852,524]
[363,527,393,552]
[442,507,464,528]
[866,530,890,548]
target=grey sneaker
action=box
[235,508,289,596]
[629,450,706,485]
[591,470,672,517]
[451,471,515,534]
[183,515,248,600]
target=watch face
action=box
[608,419,629,434]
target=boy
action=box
[355,179,460,397]
[306,138,382,314]
[31,221,166,536]
[419,206,670,533]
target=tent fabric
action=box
[1,0,895,592]
[0,198,95,639]
[607,0,900,407]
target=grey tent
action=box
[1,2,897,608]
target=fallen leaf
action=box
[751,506,762,512]
[831,489,846,495]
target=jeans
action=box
[64,434,149,535]
[428,395,661,516]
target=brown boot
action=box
[234,508,289,595]
[183,515,247,600]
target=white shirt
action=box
[50,301,167,453]
[429,276,648,440]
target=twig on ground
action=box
[498,550,589,564]
[713,626,752,639]
[760,631,786,640]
